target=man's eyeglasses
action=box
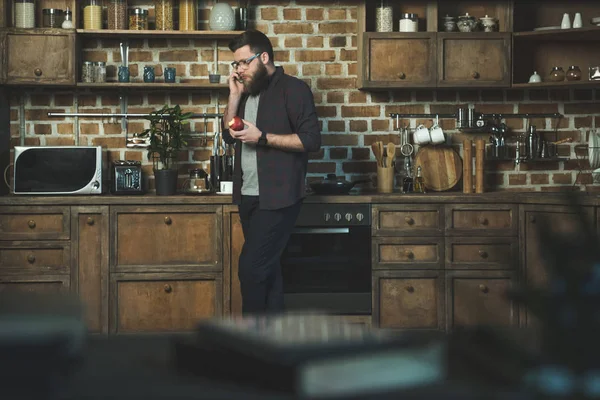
[231,53,262,70]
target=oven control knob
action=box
[345,213,353,222]
[323,213,331,222]
[334,213,342,221]
[356,213,364,221]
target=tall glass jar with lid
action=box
[155,0,174,30]
[107,0,127,30]
[83,0,103,29]
[14,0,35,28]
[179,0,196,31]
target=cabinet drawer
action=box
[445,237,518,270]
[445,205,516,236]
[0,242,70,274]
[372,237,443,270]
[0,206,70,240]
[110,273,222,333]
[0,275,70,293]
[373,205,444,236]
[373,270,444,330]
[112,206,222,272]
[446,271,519,330]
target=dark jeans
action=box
[237,195,302,315]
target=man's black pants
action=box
[238,195,302,315]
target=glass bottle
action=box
[61,7,74,29]
[83,0,103,30]
[179,0,197,31]
[95,62,107,83]
[42,8,64,28]
[375,0,393,32]
[14,0,35,28]
[566,66,582,81]
[82,61,95,83]
[414,165,426,193]
[155,0,174,30]
[107,0,127,30]
[128,8,148,30]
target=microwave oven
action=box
[13,146,103,195]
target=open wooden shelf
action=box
[75,29,242,39]
[513,26,600,41]
[76,82,229,90]
[511,80,600,89]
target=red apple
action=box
[228,116,244,131]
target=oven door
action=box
[281,226,371,315]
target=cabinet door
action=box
[446,270,518,330]
[437,33,511,87]
[362,33,437,88]
[0,275,70,293]
[6,30,76,85]
[0,32,6,84]
[372,236,444,270]
[111,205,222,272]
[110,273,222,333]
[373,270,444,330]
[223,206,243,316]
[72,206,109,334]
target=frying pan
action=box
[309,174,371,195]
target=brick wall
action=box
[8,0,600,192]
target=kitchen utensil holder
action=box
[377,166,394,193]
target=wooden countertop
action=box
[0,191,597,206]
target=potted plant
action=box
[137,104,193,195]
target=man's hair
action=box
[228,30,274,64]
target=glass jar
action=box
[108,0,127,30]
[566,66,582,81]
[83,0,103,30]
[129,8,148,30]
[375,1,393,32]
[62,7,74,29]
[82,61,95,83]
[547,66,565,82]
[179,0,197,31]
[14,0,35,28]
[42,9,64,28]
[155,0,174,30]
[95,62,107,83]
[399,12,418,32]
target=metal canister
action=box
[527,125,539,159]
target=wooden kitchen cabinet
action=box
[0,275,70,293]
[111,205,222,273]
[446,270,518,330]
[71,206,109,334]
[223,205,243,316]
[437,33,511,87]
[4,29,76,85]
[372,270,444,330]
[445,204,517,237]
[361,33,437,89]
[109,272,222,333]
[445,236,518,270]
[372,204,444,237]
[0,206,70,240]
[372,236,444,270]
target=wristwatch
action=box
[258,130,268,146]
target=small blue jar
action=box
[118,66,130,83]
[164,67,176,83]
[143,66,155,83]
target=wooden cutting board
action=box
[414,146,463,191]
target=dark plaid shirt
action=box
[222,67,321,210]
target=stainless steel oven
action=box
[281,203,371,315]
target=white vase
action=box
[209,2,236,31]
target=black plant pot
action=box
[154,169,178,195]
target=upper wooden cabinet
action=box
[437,33,511,87]
[3,29,76,85]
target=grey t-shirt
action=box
[241,94,260,195]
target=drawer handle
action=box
[398,72,406,79]
[471,71,480,79]
[405,285,414,293]
[478,216,488,226]
[478,250,488,259]
[404,216,414,225]
[34,68,43,77]
[479,284,489,293]
[86,217,95,226]
[164,284,172,293]
[164,217,172,225]
[529,215,536,223]
[27,254,36,264]
[28,220,36,229]
[404,250,414,260]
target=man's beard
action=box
[245,62,270,96]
